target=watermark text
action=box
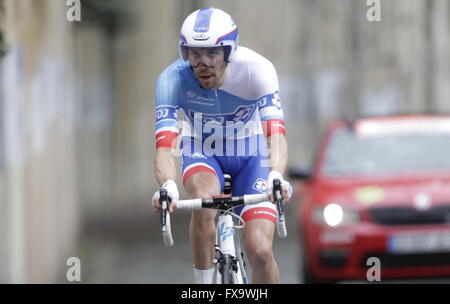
[66,0,81,22]
[366,257,381,282]
[66,257,81,282]
[366,0,382,22]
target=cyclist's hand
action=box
[152,179,179,213]
[266,170,293,204]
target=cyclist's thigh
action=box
[232,154,276,224]
[181,142,224,196]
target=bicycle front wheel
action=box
[221,255,234,284]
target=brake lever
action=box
[160,188,170,230]
[159,188,174,247]
[273,178,287,238]
[273,179,284,217]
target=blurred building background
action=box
[0,0,448,283]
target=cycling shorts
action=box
[180,135,276,223]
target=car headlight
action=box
[324,204,343,227]
[313,203,360,227]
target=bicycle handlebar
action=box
[176,193,269,211]
[159,179,288,247]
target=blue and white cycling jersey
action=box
[155,46,286,222]
[155,46,285,149]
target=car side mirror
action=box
[288,166,313,180]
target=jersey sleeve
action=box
[252,58,286,137]
[155,63,182,148]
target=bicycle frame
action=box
[159,177,287,284]
[213,212,248,284]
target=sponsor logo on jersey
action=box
[257,96,268,108]
[156,108,169,120]
[272,93,282,110]
[186,90,196,98]
[156,106,178,122]
[233,107,252,122]
[188,104,255,126]
[252,178,267,193]
[186,93,216,106]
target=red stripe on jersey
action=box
[262,119,286,137]
[182,165,217,186]
[242,207,276,223]
[156,131,178,148]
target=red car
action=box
[289,115,450,283]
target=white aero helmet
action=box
[179,8,239,63]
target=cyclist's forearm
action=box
[155,147,177,186]
[267,133,288,175]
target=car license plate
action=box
[388,231,450,254]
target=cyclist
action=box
[152,8,292,284]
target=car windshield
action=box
[321,127,450,177]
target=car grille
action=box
[368,205,450,226]
[361,252,450,268]
[319,249,349,268]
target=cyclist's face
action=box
[188,47,227,89]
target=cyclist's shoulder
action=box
[234,46,276,71]
[156,60,190,105]
[232,46,278,95]
[157,59,190,81]
[156,59,194,99]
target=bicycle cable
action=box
[222,207,246,229]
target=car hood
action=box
[311,174,450,210]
